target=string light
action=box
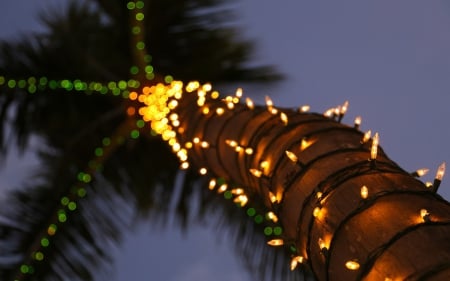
[266,211,279,223]
[299,105,310,112]
[246,97,254,109]
[249,168,263,178]
[362,130,371,144]
[354,116,362,129]
[360,185,369,199]
[370,132,379,160]
[208,179,217,190]
[280,112,288,125]
[433,162,446,192]
[290,256,304,270]
[411,168,429,177]
[420,209,430,222]
[345,260,360,270]
[267,239,284,246]
[285,150,298,163]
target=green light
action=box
[49,80,57,89]
[112,88,121,96]
[58,213,67,223]
[48,224,57,235]
[74,80,86,91]
[132,26,141,35]
[0,76,5,85]
[61,79,73,90]
[41,238,50,247]
[136,41,145,50]
[61,197,69,206]
[39,77,48,86]
[164,75,174,83]
[246,208,256,217]
[136,120,145,128]
[68,202,77,211]
[224,190,232,199]
[34,252,44,261]
[18,80,26,88]
[136,1,144,9]
[122,90,130,99]
[273,226,283,235]
[118,80,127,90]
[77,188,87,198]
[264,227,273,236]
[254,215,263,224]
[27,77,36,84]
[107,81,116,89]
[7,79,16,88]
[136,12,145,21]
[128,79,140,88]
[130,130,140,139]
[95,147,103,157]
[127,1,135,9]
[102,137,111,146]
[145,73,155,80]
[130,66,139,75]
[145,65,153,74]
[93,82,102,91]
[144,55,152,63]
[20,265,29,274]
[82,174,91,183]
[28,84,37,93]
[100,86,108,94]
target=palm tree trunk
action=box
[171,86,450,281]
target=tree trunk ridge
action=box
[174,89,450,281]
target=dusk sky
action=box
[1,1,450,280]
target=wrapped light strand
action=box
[411,168,429,178]
[432,162,446,192]
[370,132,379,160]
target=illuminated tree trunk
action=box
[168,85,450,281]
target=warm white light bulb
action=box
[235,87,243,98]
[360,185,369,199]
[250,168,262,178]
[267,239,284,246]
[340,101,349,115]
[435,162,446,181]
[299,105,310,112]
[285,150,298,163]
[280,112,288,125]
[290,256,304,271]
[415,168,429,177]
[345,260,360,270]
[362,130,371,143]
[354,116,362,128]
[246,97,254,109]
[208,179,216,190]
[370,132,379,160]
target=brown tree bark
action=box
[172,86,450,281]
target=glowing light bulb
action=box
[370,132,379,160]
[260,160,269,169]
[354,116,362,129]
[245,148,253,155]
[180,162,189,169]
[265,96,273,108]
[246,97,254,109]
[269,191,277,203]
[362,130,371,143]
[313,207,321,218]
[216,107,224,115]
[267,239,284,246]
[420,209,430,222]
[250,169,262,178]
[227,102,234,109]
[225,139,238,147]
[285,150,298,163]
[299,105,310,112]
[340,101,349,115]
[360,185,369,199]
[231,188,244,195]
[280,112,288,125]
[290,256,304,271]
[345,260,360,270]
[435,162,446,181]
[193,137,200,144]
[266,211,278,223]
[202,107,210,115]
[324,108,334,118]
[235,87,243,98]
[300,138,313,151]
[318,238,328,250]
[208,179,216,190]
[218,184,228,193]
[234,195,248,206]
[413,168,429,177]
[199,168,207,175]
[200,141,209,148]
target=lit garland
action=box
[1,1,449,281]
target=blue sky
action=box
[1,0,450,280]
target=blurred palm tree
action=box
[0,1,309,281]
